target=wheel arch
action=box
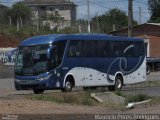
[63,73,75,87]
[115,72,124,85]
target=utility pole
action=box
[8,16,12,27]
[87,0,91,34]
[128,0,133,37]
[96,12,99,33]
[139,7,142,25]
[113,24,116,31]
[17,18,20,32]
[37,3,39,32]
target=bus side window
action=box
[48,48,59,68]
[97,41,111,57]
[112,42,123,57]
[68,40,83,57]
[134,41,145,57]
[84,41,96,57]
[69,45,79,57]
[123,42,135,57]
[55,41,67,63]
[49,41,67,69]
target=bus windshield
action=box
[15,45,50,76]
[15,40,67,76]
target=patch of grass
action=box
[124,81,160,89]
[147,80,160,86]
[114,91,151,102]
[28,91,160,108]
[114,91,124,97]
[29,92,97,106]
[127,94,150,102]
[149,97,160,105]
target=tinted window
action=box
[112,41,123,57]
[97,41,111,57]
[53,41,67,64]
[84,41,97,57]
[68,40,83,57]
[134,41,145,56]
[68,40,144,58]
[68,40,97,57]
[49,41,67,69]
[123,42,135,57]
[112,41,144,57]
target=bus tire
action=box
[33,89,44,94]
[108,76,123,91]
[146,65,151,75]
[114,76,123,91]
[61,77,74,92]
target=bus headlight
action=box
[37,73,52,81]
[15,79,20,82]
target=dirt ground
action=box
[0,95,160,114]
[0,97,160,120]
[0,99,107,114]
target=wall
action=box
[0,48,17,65]
[149,35,160,57]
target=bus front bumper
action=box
[14,79,47,90]
[14,78,62,90]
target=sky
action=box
[1,0,150,24]
[74,0,150,24]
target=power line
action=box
[90,2,111,10]
[134,0,148,6]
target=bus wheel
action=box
[146,65,151,75]
[114,76,123,91]
[108,76,123,91]
[33,89,44,94]
[61,80,73,92]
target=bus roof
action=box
[20,34,143,46]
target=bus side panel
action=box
[63,58,117,87]
[62,58,86,87]
[123,57,146,84]
[63,56,146,87]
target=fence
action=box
[0,18,116,34]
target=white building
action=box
[23,0,77,30]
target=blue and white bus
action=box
[14,34,146,94]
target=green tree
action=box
[48,12,61,24]
[5,2,31,25]
[47,11,63,31]
[148,0,160,22]
[91,8,138,33]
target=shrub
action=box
[30,92,97,106]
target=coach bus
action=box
[14,34,146,94]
